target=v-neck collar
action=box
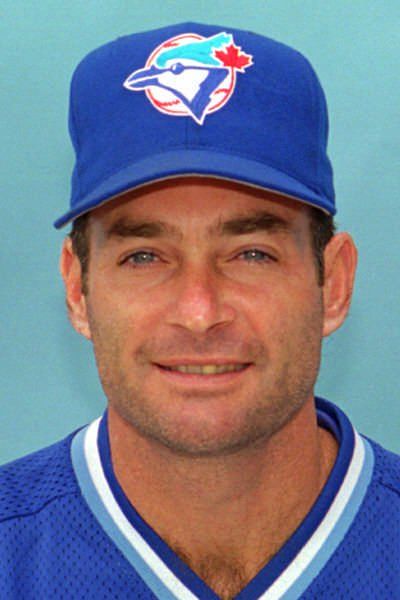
[71,398,374,599]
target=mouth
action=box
[153,362,253,386]
[157,363,250,375]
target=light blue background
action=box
[1,2,399,463]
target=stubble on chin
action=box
[95,357,321,459]
[88,300,323,458]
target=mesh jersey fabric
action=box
[0,399,398,600]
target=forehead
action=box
[88,177,311,238]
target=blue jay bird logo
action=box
[123,32,253,125]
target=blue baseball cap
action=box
[54,22,336,228]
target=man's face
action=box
[78,179,325,456]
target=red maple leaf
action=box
[214,43,253,72]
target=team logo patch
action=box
[123,32,253,125]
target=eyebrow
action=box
[105,210,292,242]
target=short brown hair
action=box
[307,206,336,286]
[69,205,335,293]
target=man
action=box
[0,22,398,600]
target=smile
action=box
[159,364,249,375]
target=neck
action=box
[107,398,338,596]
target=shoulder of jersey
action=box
[366,436,400,499]
[0,431,80,523]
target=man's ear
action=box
[322,232,358,337]
[59,237,92,340]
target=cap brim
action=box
[54,149,335,228]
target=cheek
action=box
[86,281,160,365]
[252,269,310,309]
[85,277,126,350]
[249,278,323,345]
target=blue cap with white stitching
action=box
[54,22,335,228]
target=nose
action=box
[166,262,236,334]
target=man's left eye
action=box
[239,249,275,263]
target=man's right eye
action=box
[122,251,159,267]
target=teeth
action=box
[165,364,247,375]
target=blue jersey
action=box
[0,398,399,599]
